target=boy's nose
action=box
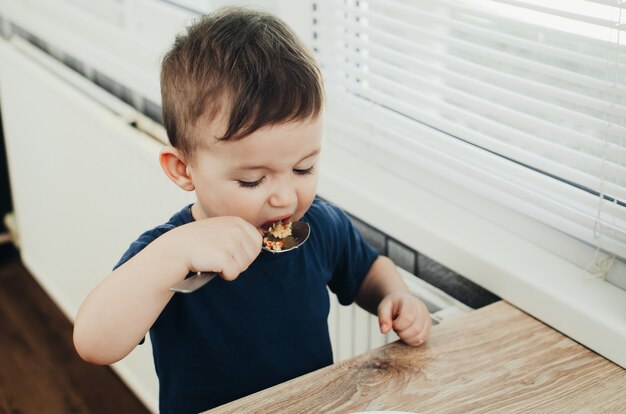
[269,178,297,208]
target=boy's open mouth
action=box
[261,216,292,230]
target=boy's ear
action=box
[159,146,195,191]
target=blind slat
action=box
[327,81,626,203]
[326,95,626,226]
[347,0,626,67]
[337,14,626,103]
[331,63,626,188]
[390,0,626,50]
[492,0,624,29]
[338,31,626,134]
[585,0,624,8]
[338,55,626,165]
[327,117,626,248]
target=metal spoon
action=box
[169,221,310,293]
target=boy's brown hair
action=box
[160,7,324,159]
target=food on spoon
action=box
[263,220,293,251]
[268,221,292,238]
[264,239,285,251]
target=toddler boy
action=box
[74,7,431,413]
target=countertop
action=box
[207,301,625,413]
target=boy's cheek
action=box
[296,190,317,218]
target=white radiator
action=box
[0,37,468,411]
[328,267,471,361]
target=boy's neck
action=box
[189,203,199,221]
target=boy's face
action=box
[187,116,323,231]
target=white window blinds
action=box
[313,0,626,273]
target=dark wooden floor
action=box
[0,242,150,413]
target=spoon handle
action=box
[169,271,217,293]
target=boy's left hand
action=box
[378,292,432,346]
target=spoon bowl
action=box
[262,221,310,253]
[170,221,311,293]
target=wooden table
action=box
[207,301,625,413]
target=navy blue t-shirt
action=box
[114,198,379,413]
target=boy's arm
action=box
[73,216,262,365]
[73,228,187,365]
[355,256,432,346]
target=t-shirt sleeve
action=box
[113,224,176,270]
[323,203,379,305]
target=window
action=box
[313,0,626,284]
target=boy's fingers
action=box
[243,221,264,246]
[416,316,433,343]
[233,217,262,243]
[219,254,241,281]
[396,323,421,343]
[404,312,432,345]
[391,300,417,332]
[377,297,395,333]
[233,246,254,273]
[402,333,425,347]
[239,236,260,264]
[235,222,263,262]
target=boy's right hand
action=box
[179,216,263,281]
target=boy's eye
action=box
[293,166,315,176]
[237,177,265,188]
